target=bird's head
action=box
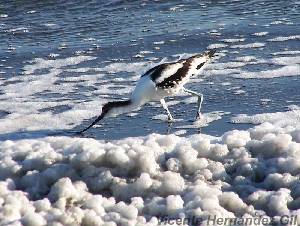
[100,102,115,118]
[205,49,216,59]
[77,100,132,134]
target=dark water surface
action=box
[0,0,299,140]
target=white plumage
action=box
[79,50,216,133]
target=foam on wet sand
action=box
[1,48,299,138]
[1,119,300,225]
[0,39,300,225]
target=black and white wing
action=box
[142,50,215,89]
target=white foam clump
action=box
[2,120,300,225]
[152,114,169,121]
[231,105,300,127]
[235,56,257,62]
[0,100,104,134]
[252,32,269,36]
[206,52,300,79]
[267,35,300,42]
[176,111,230,128]
[233,89,246,95]
[207,43,228,49]
[230,42,265,49]
[7,27,29,33]
[220,38,245,43]
[0,54,97,99]
[271,50,300,55]
[153,41,165,45]
[232,64,300,79]
[0,55,151,135]
[23,55,96,75]
[100,62,148,75]
[270,56,300,65]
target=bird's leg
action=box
[160,99,174,122]
[166,121,173,134]
[183,88,203,120]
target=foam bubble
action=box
[252,32,269,36]
[268,35,300,42]
[231,106,300,127]
[230,43,265,49]
[0,120,300,224]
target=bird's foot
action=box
[195,112,202,121]
[168,116,174,123]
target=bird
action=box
[78,49,216,133]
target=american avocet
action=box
[79,50,215,133]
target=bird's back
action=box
[141,50,215,91]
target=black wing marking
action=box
[141,50,216,88]
[141,63,169,81]
[156,59,192,89]
[196,62,205,70]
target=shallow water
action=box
[0,0,299,140]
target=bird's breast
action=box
[131,76,164,103]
